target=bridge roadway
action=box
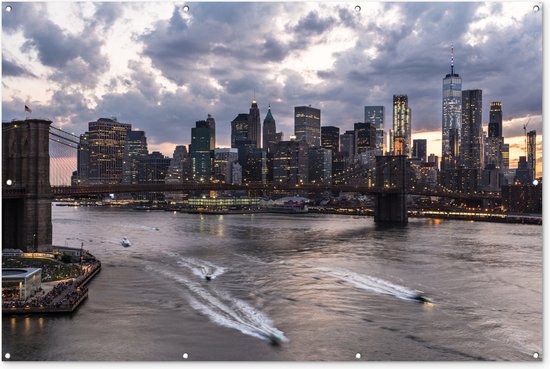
[47,182,500,201]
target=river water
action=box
[2,206,543,361]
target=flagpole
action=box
[24,105,32,119]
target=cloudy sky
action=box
[1,1,543,174]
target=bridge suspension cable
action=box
[49,126,79,186]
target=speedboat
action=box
[268,333,282,346]
[202,267,213,281]
[121,237,131,247]
[412,293,431,304]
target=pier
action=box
[2,257,101,315]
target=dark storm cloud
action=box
[3,2,115,88]
[2,2,543,155]
[2,58,36,78]
[50,90,93,115]
[261,37,289,62]
[137,3,541,143]
[222,76,259,96]
[19,25,81,69]
[291,11,336,36]
[140,3,298,87]
[140,7,210,85]
[305,2,542,131]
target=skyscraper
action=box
[122,130,148,184]
[527,130,536,181]
[501,143,511,184]
[141,151,171,184]
[502,143,510,169]
[196,115,216,150]
[295,106,321,147]
[165,145,191,202]
[190,121,213,182]
[460,89,483,170]
[231,162,242,185]
[78,117,132,184]
[248,99,261,148]
[354,122,376,155]
[166,145,192,183]
[514,156,531,184]
[206,114,216,150]
[321,126,340,153]
[213,148,239,183]
[442,45,462,160]
[243,148,267,184]
[136,151,171,201]
[231,113,249,148]
[273,140,309,184]
[235,138,266,184]
[412,139,427,162]
[262,105,279,153]
[488,102,502,137]
[364,106,385,156]
[486,102,503,168]
[392,95,411,156]
[308,147,332,184]
[340,130,355,158]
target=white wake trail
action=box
[319,267,423,302]
[150,265,287,344]
[163,251,226,280]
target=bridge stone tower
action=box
[2,119,52,251]
[374,155,408,224]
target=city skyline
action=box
[1,3,543,361]
[2,2,542,173]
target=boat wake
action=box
[163,252,226,280]
[152,267,288,344]
[319,267,428,303]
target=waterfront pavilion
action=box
[2,268,42,300]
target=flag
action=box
[25,105,32,113]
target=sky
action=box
[1,1,543,176]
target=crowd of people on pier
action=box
[3,280,88,310]
[3,256,82,282]
[2,259,101,311]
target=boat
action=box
[202,267,213,281]
[235,319,287,346]
[121,237,131,247]
[412,292,431,304]
[268,333,282,346]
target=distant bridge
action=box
[50,182,501,202]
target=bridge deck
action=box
[45,183,501,201]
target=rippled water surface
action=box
[2,206,543,361]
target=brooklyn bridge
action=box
[3,119,501,251]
